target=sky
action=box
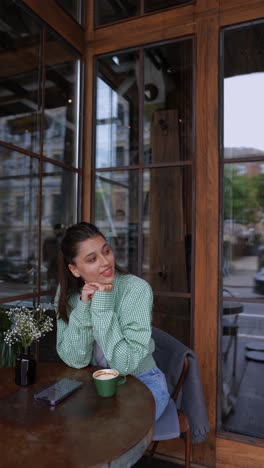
[224,72,264,151]
[97,72,264,156]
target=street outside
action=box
[223,255,264,340]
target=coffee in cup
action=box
[93,369,126,397]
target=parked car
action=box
[254,268,264,295]
[0,258,31,283]
[0,259,12,280]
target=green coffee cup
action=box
[92,368,126,397]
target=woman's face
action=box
[68,235,115,284]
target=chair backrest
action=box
[152,327,210,445]
[172,356,189,401]
[152,327,190,399]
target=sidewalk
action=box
[224,255,261,294]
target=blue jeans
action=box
[136,368,170,421]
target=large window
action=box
[95,0,192,27]
[93,38,194,344]
[0,0,82,358]
[219,20,264,439]
[56,0,84,25]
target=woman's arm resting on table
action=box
[56,293,94,369]
[90,276,153,375]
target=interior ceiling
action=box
[0,2,263,122]
[0,0,74,120]
[0,0,31,46]
[98,40,193,103]
[95,0,138,23]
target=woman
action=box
[56,222,170,420]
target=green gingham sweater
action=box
[56,274,157,375]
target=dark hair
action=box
[57,222,124,322]
[57,222,105,322]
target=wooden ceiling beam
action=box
[21,0,85,54]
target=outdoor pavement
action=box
[221,254,264,438]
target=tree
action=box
[224,165,262,225]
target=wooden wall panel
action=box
[82,47,94,221]
[85,0,95,43]
[193,12,219,468]
[220,0,264,10]
[87,5,195,55]
[220,1,264,26]
[195,0,219,15]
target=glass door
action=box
[93,37,195,345]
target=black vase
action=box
[15,346,36,386]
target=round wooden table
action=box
[0,363,155,467]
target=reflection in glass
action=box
[0,1,42,153]
[143,167,192,293]
[95,0,139,27]
[95,51,139,168]
[0,298,36,309]
[223,163,264,299]
[220,21,264,440]
[153,296,190,346]
[224,23,264,159]
[144,0,192,14]
[39,296,58,362]
[93,39,194,349]
[41,163,78,290]
[221,301,264,438]
[56,0,84,25]
[94,171,139,274]
[0,149,39,299]
[44,31,81,167]
[144,40,193,163]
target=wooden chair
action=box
[148,328,192,468]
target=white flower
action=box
[3,306,53,347]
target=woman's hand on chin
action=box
[81,282,113,302]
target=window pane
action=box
[41,163,78,290]
[221,301,264,438]
[224,23,264,159]
[222,163,264,299]
[95,0,140,27]
[95,51,139,168]
[56,0,84,25]
[94,171,139,274]
[44,30,81,167]
[143,167,192,293]
[144,39,194,163]
[0,1,42,154]
[38,298,59,362]
[144,0,192,14]
[0,149,39,299]
[153,296,191,346]
[220,21,264,440]
[39,310,58,361]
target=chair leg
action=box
[148,441,159,462]
[178,410,192,468]
[184,427,191,468]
